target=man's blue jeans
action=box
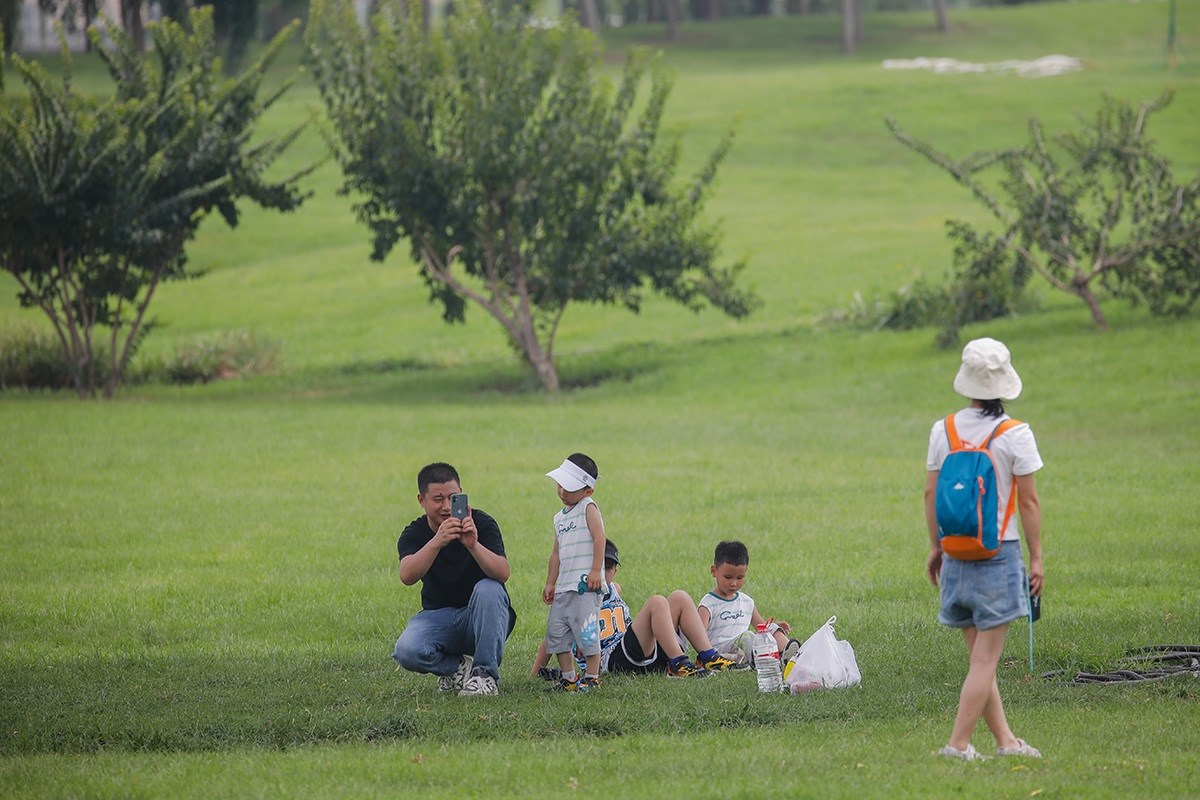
[392,579,511,682]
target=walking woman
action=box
[924,338,1044,760]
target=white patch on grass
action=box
[882,55,1083,78]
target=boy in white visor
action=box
[542,453,606,691]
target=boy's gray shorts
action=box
[545,591,602,656]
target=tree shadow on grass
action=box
[307,340,673,406]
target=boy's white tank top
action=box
[554,496,599,594]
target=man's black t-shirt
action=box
[397,509,507,611]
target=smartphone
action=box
[450,493,469,520]
[1029,592,1042,623]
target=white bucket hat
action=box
[953,337,1023,400]
[546,458,597,492]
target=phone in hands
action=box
[450,493,469,520]
[1029,591,1042,623]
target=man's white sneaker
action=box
[997,739,1042,758]
[437,655,473,693]
[937,744,988,761]
[458,667,499,697]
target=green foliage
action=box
[0,326,79,389]
[0,7,310,398]
[305,0,758,390]
[888,94,1200,343]
[821,226,1033,346]
[140,329,281,384]
[0,326,279,388]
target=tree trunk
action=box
[841,0,855,55]
[664,0,680,41]
[933,0,948,33]
[514,321,560,391]
[579,0,601,34]
[707,0,720,22]
[122,0,144,51]
[1077,283,1108,331]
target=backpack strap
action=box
[986,418,1023,537]
[945,414,1021,451]
[984,418,1022,448]
[943,413,963,451]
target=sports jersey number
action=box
[596,605,628,646]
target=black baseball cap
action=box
[604,540,620,565]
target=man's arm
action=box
[459,511,510,583]
[399,517,460,584]
[1015,472,1043,596]
[399,544,440,585]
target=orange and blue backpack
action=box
[935,414,1022,561]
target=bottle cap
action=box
[756,623,768,632]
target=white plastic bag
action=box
[783,616,861,692]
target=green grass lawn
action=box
[3,1,1200,796]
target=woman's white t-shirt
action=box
[926,408,1043,542]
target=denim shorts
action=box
[938,541,1029,631]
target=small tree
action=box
[888,93,1200,336]
[305,0,758,391]
[0,9,311,398]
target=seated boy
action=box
[698,540,796,666]
[532,539,737,679]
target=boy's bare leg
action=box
[583,653,601,677]
[628,594,687,659]
[668,590,716,654]
[531,639,550,676]
[555,651,578,677]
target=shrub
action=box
[0,327,74,390]
[1,328,279,390]
[156,330,281,385]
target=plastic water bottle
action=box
[753,623,783,693]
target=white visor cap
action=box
[546,459,597,492]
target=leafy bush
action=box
[1,328,279,390]
[820,277,952,332]
[145,331,281,385]
[0,327,75,390]
[821,226,1037,347]
[888,94,1200,337]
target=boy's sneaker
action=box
[438,655,473,693]
[579,675,601,691]
[537,666,562,682]
[667,659,710,678]
[781,638,801,664]
[554,676,588,692]
[698,652,740,672]
[996,739,1042,758]
[458,667,498,697]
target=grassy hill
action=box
[2,2,1199,797]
